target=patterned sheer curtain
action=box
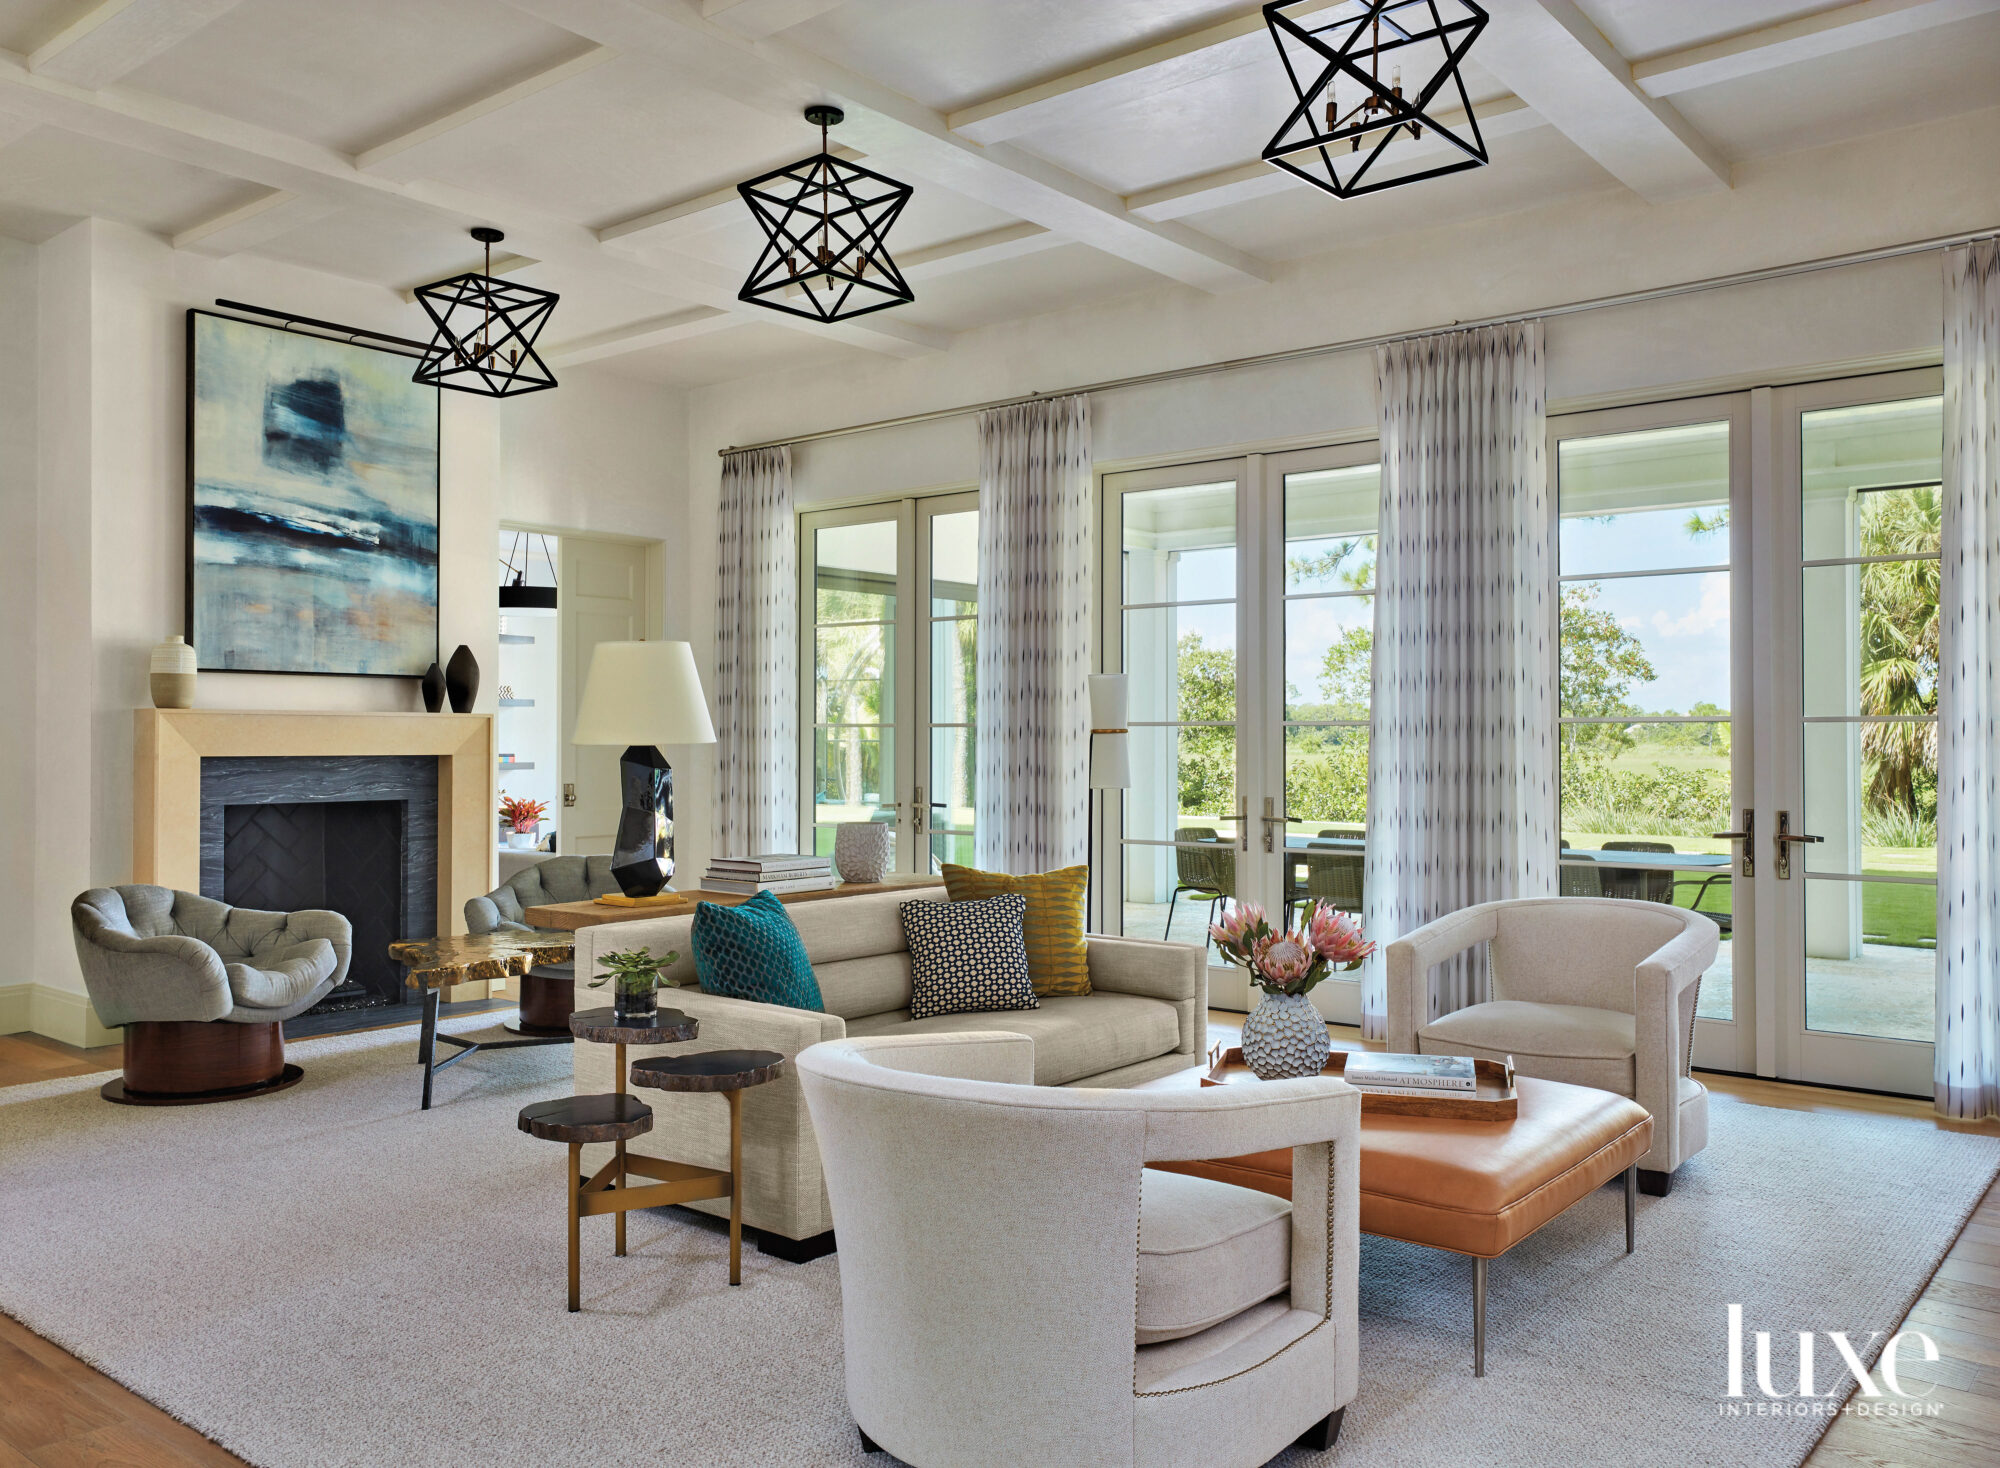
[1937,239,2000,1120]
[713,446,798,859]
[1361,323,1558,1040]
[974,395,1093,873]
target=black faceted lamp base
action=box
[610,744,674,897]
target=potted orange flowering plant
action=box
[499,794,549,849]
[1210,900,1375,1080]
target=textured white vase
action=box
[1240,991,1332,1080]
[834,822,892,883]
[149,635,197,709]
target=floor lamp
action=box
[1087,675,1131,935]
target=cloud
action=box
[1649,573,1729,638]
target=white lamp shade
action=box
[571,641,717,747]
[1088,674,1131,789]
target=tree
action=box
[1176,631,1237,817]
[1315,625,1373,716]
[1857,487,1940,817]
[1558,583,1656,766]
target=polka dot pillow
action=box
[900,893,1040,1022]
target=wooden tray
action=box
[1200,1046,1517,1120]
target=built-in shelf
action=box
[498,760,536,771]
[498,697,535,708]
[498,633,536,645]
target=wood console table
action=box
[523,873,945,930]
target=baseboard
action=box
[25,986,119,1048]
[0,983,29,1035]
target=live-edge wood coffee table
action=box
[389,931,578,1110]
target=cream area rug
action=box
[1,1017,1994,1468]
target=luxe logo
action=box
[1720,1304,1943,1419]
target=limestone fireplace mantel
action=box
[133,710,495,938]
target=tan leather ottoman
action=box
[1153,1076,1652,1375]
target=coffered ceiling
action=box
[0,0,1994,386]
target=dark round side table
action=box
[629,1050,786,1285]
[568,1007,698,1260]
[516,1093,655,1312]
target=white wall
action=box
[0,235,36,1035]
[3,220,687,1040]
[673,103,1998,887]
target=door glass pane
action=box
[1799,397,1940,1044]
[813,725,895,841]
[928,725,976,869]
[815,624,891,724]
[1284,597,1371,721]
[1558,422,1735,1019]
[1804,880,1936,1041]
[931,510,979,616]
[928,617,975,722]
[1284,464,1379,593]
[816,521,897,620]
[1119,478,1237,945]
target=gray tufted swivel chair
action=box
[465,855,619,1032]
[72,885,352,1105]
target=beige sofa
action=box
[573,887,1206,1255]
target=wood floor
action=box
[2,1022,1997,1468]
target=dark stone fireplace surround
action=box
[200,755,439,1036]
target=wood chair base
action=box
[517,971,575,1030]
[1294,1407,1345,1452]
[102,1064,304,1106]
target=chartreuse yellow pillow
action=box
[941,864,1090,997]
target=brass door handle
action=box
[1710,809,1753,878]
[1773,810,1822,879]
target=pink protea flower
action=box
[1253,932,1315,988]
[1209,900,1266,952]
[1307,904,1375,969]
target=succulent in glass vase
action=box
[1210,901,1375,1080]
[588,946,680,1024]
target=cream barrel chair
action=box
[795,1032,1360,1468]
[1386,896,1719,1195]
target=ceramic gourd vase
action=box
[444,644,479,713]
[149,635,197,709]
[420,661,447,713]
[1240,991,1332,1080]
[834,822,892,884]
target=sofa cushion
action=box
[844,992,1178,1086]
[812,952,914,1021]
[901,893,1038,1021]
[1135,1168,1290,1344]
[942,864,1090,997]
[692,891,824,1012]
[1419,1000,1636,1095]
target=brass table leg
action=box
[614,1040,627,1258]
[567,1140,582,1313]
[727,1088,743,1286]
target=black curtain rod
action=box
[212,299,432,358]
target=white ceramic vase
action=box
[150,635,197,709]
[1240,991,1331,1080]
[834,822,892,883]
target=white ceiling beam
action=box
[396,250,542,303]
[355,45,616,181]
[1474,0,1730,201]
[1125,94,1540,222]
[172,186,339,255]
[30,0,249,89]
[500,0,1272,293]
[546,305,738,364]
[1631,0,2000,97]
[949,3,1283,146]
[899,221,1060,279]
[701,0,846,40]
[0,111,39,149]
[0,45,945,357]
[596,144,865,247]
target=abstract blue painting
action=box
[188,311,440,677]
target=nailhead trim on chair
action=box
[1133,1140,1339,1398]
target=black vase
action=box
[613,986,658,1025]
[444,644,479,713]
[420,661,446,713]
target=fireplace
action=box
[201,755,438,1034]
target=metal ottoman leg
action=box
[1626,1163,1637,1253]
[1474,1255,1487,1377]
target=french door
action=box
[1551,371,1943,1094]
[798,493,980,872]
[1098,443,1381,1020]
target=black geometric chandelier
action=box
[738,105,915,323]
[413,227,559,397]
[1262,0,1490,200]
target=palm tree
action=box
[1857,488,1940,816]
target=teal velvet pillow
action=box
[691,890,824,1012]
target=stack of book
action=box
[1341,1052,1480,1097]
[699,853,836,896]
